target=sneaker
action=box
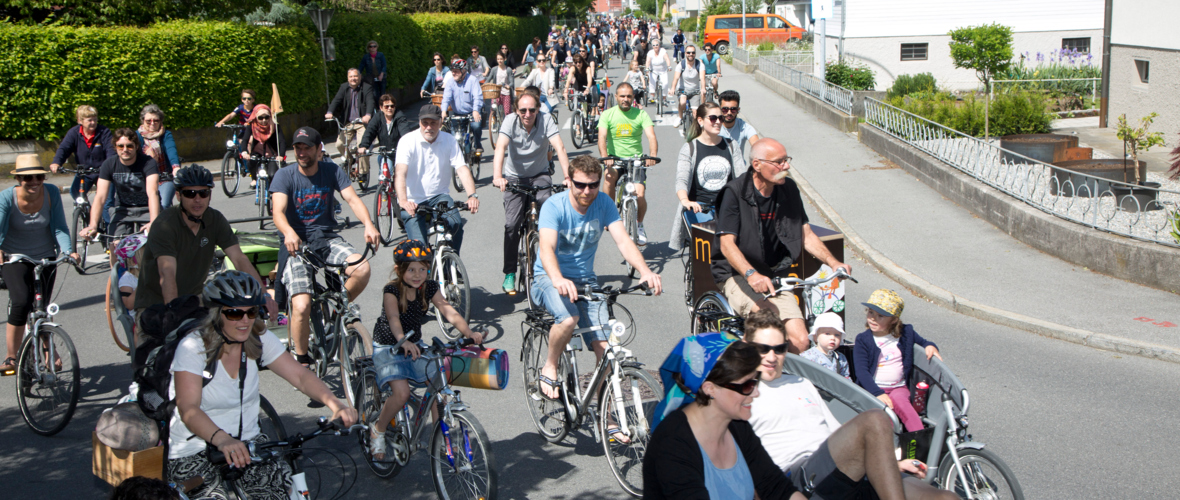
[503,273,516,294]
[672,117,681,128]
[637,223,648,246]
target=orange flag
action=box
[270,83,284,116]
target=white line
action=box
[562,117,572,130]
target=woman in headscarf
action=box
[644,333,803,500]
[239,104,283,197]
[137,104,180,207]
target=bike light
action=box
[46,303,59,316]
[379,174,387,182]
[225,140,236,149]
[624,182,636,194]
[434,225,446,234]
[444,233,453,241]
[259,168,268,179]
[75,197,86,205]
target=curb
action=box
[789,167,1180,365]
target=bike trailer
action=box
[441,345,510,390]
[781,352,903,434]
[225,230,281,283]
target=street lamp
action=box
[307,5,335,105]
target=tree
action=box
[637,0,657,17]
[0,0,268,24]
[947,23,1013,90]
[1115,113,1165,184]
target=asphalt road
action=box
[2,46,1178,499]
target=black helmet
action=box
[393,239,433,264]
[203,270,266,308]
[173,165,214,189]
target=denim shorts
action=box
[372,343,439,388]
[530,272,609,343]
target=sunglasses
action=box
[518,107,538,114]
[571,179,600,191]
[434,58,442,62]
[369,45,378,49]
[222,307,259,321]
[115,144,137,150]
[17,174,45,182]
[686,51,696,55]
[242,97,254,101]
[721,106,739,113]
[181,189,211,199]
[717,378,759,396]
[382,104,395,109]
[703,114,722,123]
[751,342,789,355]
[256,115,271,121]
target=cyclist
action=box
[521,55,558,115]
[532,155,661,400]
[214,88,258,130]
[395,104,479,252]
[238,104,283,198]
[670,102,745,251]
[701,43,723,93]
[0,156,73,373]
[668,44,706,128]
[49,105,113,218]
[358,94,416,181]
[671,29,685,61]
[467,45,491,82]
[367,239,484,460]
[326,68,375,179]
[359,40,387,98]
[271,127,381,367]
[420,52,450,97]
[440,59,486,155]
[712,139,850,354]
[167,270,357,500]
[718,90,763,157]
[80,128,161,241]
[549,38,569,68]
[136,165,277,320]
[645,42,673,110]
[566,55,600,120]
[492,92,571,294]
[136,104,181,208]
[597,82,658,246]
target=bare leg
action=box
[785,317,809,354]
[541,316,577,399]
[289,293,311,357]
[603,167,620,202]
[902,477,960,500]
[635,184,647,222]
[372,379,411,460]
[825,409,906,500]
[344,255,371,301]
[5,323,21,364]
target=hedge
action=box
[0,21,324,140]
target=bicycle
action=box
[103,227,148,356]
[703,82,717,105]
[677,89,700,137]
[444,115,483,192]
[218,124,249,197]
[483,83,507,137]
[248,154,283,230]
[505,183,567,307]
[678,201,714,309]
[356,337,498,498]
[412,202,472,340]
[1,253,79,436]
[650,71,665,116]
[361,147,402,246]
[569,93,600,149]
[520,283,656,497]
[691,268,858,336]
[600,155,661,276]
[329,117,369,193]
[289,244,376,408]
[62,166,104,274]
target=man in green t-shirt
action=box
[597,82,658,245]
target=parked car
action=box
[703,13,805,54]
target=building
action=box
[812,0,1103,91]
[1108,0,1179,147]
[594,0,623,14]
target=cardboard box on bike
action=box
[92,432,164,486]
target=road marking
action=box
[561,117,572,130]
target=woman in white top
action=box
[646,43,673,101]
[167,270,357,500]
[521,55,558,114]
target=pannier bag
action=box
[441,345,510,390]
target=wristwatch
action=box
[467,194,479,200]
[744,268,756,279]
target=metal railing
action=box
[759,57,854,114]
[863,97,1180,247]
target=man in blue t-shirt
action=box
[531,155,662,400]
[271,126,381,366]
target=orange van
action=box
[702,14,805,54]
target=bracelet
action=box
[210,429,225,443]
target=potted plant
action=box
[1112,113,1165,211]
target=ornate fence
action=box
[863,97,1180,247]
[759,57,853,114]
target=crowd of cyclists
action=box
[9,14,970,500]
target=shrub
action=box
[887,73,937,99]
[678,17,697,33]
[987,92,1053,136]
[888,92,1051,137]
[825,59,876,91]
[0,20,323,140]
[3,0,268,25]
[756,41,775,51]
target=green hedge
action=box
[0,21,324,141]
[887,92,1052,137]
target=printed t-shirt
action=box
[136,207,238,309]
[534,191,621,282]
[100,155,158,207]
[874,335,905,388]
[599,106,653,158]
[372,280,441,350]
[689,140,733,208]
[269,162,350,238]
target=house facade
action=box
[1109,0,1179,147]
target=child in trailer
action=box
[853,289,941,432]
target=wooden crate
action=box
[92,432,164,487]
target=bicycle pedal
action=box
[1,368,15,377]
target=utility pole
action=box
[307,7,335,106]
[741,0,747,47]
[837,0,846,63]
[1099,0,1112,128]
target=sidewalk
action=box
[720,62,1180,361]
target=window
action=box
[768,16,786,29]
[1135,59,1150,84]
[745,17,764,29]
[1062,37,1090,53]
[901,43,928,61]
[715,18,740,30]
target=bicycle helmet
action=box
[203,270,267,308]
[114,234,147,269]
[173,164,214,189]
[450,59,467,72]
[393,239,433,264]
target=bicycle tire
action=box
[105,274,130,353]
[655,82,664,116]
[691,292,734,335]
[70,208,88,274]
[372,186,396,246]
[221,151,240,197]
[16,325,80,436]
[430,410,498,500]
[257,176,268,230]
[360,369,411,479]
[567,88,576,111]
[353,154,370,193]
[308,304,332,380]
[434,250,471,340]
[571,110,585,149]
[598,366,662,498]
[519,231,540,309]
[258,395,288,443]
[621,197,639,246]
[937,446,1025,500]
[682,249,695,309]
[339,323,369,408]
[521,326,571,443]
[681,105,691,136]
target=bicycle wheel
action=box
[221,151,240,197]
[105,274,130,353]
[655,83,664,115]
[598,366,662,498]
[621,198,639,245]
[692,292,734,335]
[571,110,585,149]
[490,104,504,136]
[681,106,690,136]
[338,323,368,408]
[16,325,80,436]
[70,208,88,274]
[360,369,411,479]
[938,447,1025,500]
[257,177,268,230]
[435,251,471,340]
[519,231,540,309]
[372,186,396,246]
[611,302,637,347]
[308,305,333,380]
[521,326,571,443]
[354,154,370,193]
[566,88,576,111]
[430,410,498,500]
[258,395,288,443]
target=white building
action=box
[1109,0,1180,147]
[812,0,1103,91]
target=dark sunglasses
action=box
[242,97,254,101]
[17,174,45,182]
[571,179,600,190]
[115,144,137,150]
[703,115,722,123]
[434,58,442,61]
[369,45,378,49]
[222,307,258,321]
[518,107,539,114]
[382,104,396,109]
[181,189,211,199]
[721,106,739,113]
[685,51,696,55]
[256,115,271,121]
[751,342,789,355]
[717,378,759,396]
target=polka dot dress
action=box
[372,280,440,351]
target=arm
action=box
[270,192,301,254]
[537,227,577,300]
[157,255,180,303]
[267,351,356,424]
[909,326,942,361]
[644,121,658,159]
[145,173,160,226]
[358,119,379,153]
[432,289,483,343]
[597,126,609,159]
[215,111,237,127]
[222,244,278,319]
[668,68,681,93]
[163,131,181,172]
[84,178,111,234]
[421,67,434,93]
[47,187,71,254]
[441,81,454,118]
[326,85,344,118]
[338,185,380,246]
[675,143,699,212]
[607,220,661,294]
[548,134,571,184]
[394,162,416,214]
[802,223,850,275]
[718,233,774,295]
[852,335,885,397]
[50,129,74,170]
[491,132,511,191]
[120,284,136,310]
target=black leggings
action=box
[3,262,57,326]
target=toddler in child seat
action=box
[800,312,850,379]
[853,289,942,432]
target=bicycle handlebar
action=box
[219,124,247,130]
[5,253,74,267]
[294,242,377,270]
[769,269,856,295]
[505,183,567,196]
[207,417,344,466]
[414,201,471,218]
[599,155,661,165]
[60,167,100,175]
[357,146,395,157]
[575,282,652,302]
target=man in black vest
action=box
[712,138,851,354]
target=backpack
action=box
[133,295,216,421]
[679,58,702,74]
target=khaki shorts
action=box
[721,277,804,322]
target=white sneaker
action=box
[637,223,648,246]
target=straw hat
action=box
[12,154,50,176]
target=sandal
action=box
[535,374,562,401]
[370,427,387,460]
[0,356,16,373]
[607,425,632,445]
[294,353,314,367]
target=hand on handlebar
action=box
[831,261,852,277]
[683,200,702,213]
[465,327,485,344]
[50,163,60,174]
[357,147,367,157]
[493,176,508,192]
[466,196,480,214]
[213,433,251,468]
[899,459,928,479]
[324,112,334,120]
[748,271,774,294]
[283,231,302,254]
[645,158,658,167]
[363,225,381,247]
[876,394,894,409]
[329,405,358,428]
[638,272,662,296]
[401,339,422,360]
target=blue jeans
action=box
[158,180,175,208]
[539,94,554,115]
[531,272,608,343]
[673,44,684,60]
[399,194,466,252]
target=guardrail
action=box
[863,97,1180,247]
[759,57,854,114]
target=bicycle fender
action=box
[956,441,985,451]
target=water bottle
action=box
[912,381,930,414]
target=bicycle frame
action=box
[12,256,66,377]
[385,350,474,465]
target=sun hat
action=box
[651,332,740,431]
[808,312,845,342]
[11,154,50,176]
[863,289,904,317]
